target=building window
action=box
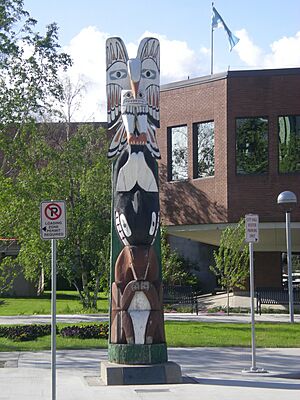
[278,115,300,173]
[168,125,188,181]
[236,117,268,175]
[193,121,214,178]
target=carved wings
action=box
[106,37,160,159]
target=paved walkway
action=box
[0,347,299,399]
[0,313,299,399]
[0,312,299,325]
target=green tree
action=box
[210,219,249,315]
[0,123,111,308]
[0,0,72,180]
[0,1,115,306]
[0,121,56,294]
[0,0,71,125]
[0,246,17,294]
[161,227,198,287]
[56,124,111,308]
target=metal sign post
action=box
[285,211,294,323]
[51,238,57,400]
[244,214,267,374]
[248,240,257,371]
[40,201,67,400]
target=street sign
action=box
[40,201,67,240]
[245,214,259,243]
[40,200,67,400]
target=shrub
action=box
[0,323,109,341]
[0,324,51,341]
[59,323,108,339]
[161,227,200,288]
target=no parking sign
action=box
[40,200,67,400]
[245,214,259,243]
[40,200,67,240]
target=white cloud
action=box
[63,25,300,122]
[200,46,211,56]
[63,26,109,122]
[234,28,300,69]
[63,28,206,121]
[137,31,203,82]
[234,29,263,67]
[264,32,300,68]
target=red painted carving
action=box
[111,245,165,344]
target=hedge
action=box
[0,324,51,342]
[0,323,109,342]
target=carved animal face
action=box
[106,37,160,159]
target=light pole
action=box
[277,191,297,323]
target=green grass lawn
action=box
[0,291,109,315]
[0,332,108,352]
[0,321,299,352]
[165,321,300,348]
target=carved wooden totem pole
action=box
[106,37,167,364]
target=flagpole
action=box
[211,2,214,75]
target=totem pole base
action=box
[100,361,182,385]
[108,343,168,364]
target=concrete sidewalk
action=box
[0,347,299,399]
[0,312,299,325]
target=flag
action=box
[212,6,240,51]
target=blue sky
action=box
[23,0,300,121]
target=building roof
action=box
[161,67,300,92]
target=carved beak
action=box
[131,80,139,99]
[127,58,141,99]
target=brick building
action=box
[2,70,299,294]
[157,67,300,291]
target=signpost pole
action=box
[285,211,294,323]
[40,200,66,399]
[249,241,257,371]
[51,238,57,400]
[243,214,267,374]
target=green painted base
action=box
[108,343,168,365]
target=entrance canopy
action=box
[167,222,300,252]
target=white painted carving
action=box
[149,212,157,235]
[120,213,132,237]
[128,291,151,344]
[106,37,160,159]
[116,152,158,192]
[128,290,151,311]
[115,211,129,246]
